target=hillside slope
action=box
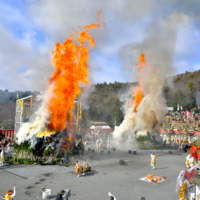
[0,70,199,129]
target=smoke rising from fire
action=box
[113,13,187,139]
[17,11,103,146]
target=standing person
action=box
[175,136,177,143]
[178,141,182,150]
[169,136,172,146]
[169,137,172,147]
[7,142,10,153]
[189,139,192,147]
[99,139,103,150]
[56,190,64,200]
[171,139,175,148]
[150,153,156,169]
[163,135,166,147]
[0,149,5,166]
[161,137,163,147]
[179,176,189,200]
[170,136,174,147]
[107,137,111,150]
[163,139,166,147]
[180,140,183,150]
[96,139,99,150]
[4,186,16,200]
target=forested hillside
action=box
[81,82,137,129]
[164,70,200,111]
[0,70,199,130]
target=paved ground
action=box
[0,145,188,200]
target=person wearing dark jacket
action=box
[56,190,64,200]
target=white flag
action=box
[177,103,179,111]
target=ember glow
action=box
[133,54,147,112]
[134,88,143,113]
[62,133,74,152]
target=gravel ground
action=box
[0,146,188,200]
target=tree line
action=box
[0,70,199,130]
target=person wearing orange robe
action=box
[75,161,82,177]
[4,187,16,200]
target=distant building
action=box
[86,122,114,136]
[167,107,173,111]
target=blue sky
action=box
[0,0,200,91]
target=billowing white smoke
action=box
[134,66,168,134]
[114,86,137,138]
[16,84,54,146]
[113,13,187,139]
[114,58,167,139]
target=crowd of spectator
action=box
[160,109,200,132]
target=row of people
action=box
[96,138,112,150]
[161,135,192,144]
[2,186,117,200]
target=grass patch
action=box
[137,136,162,150]
[136,136,149,142]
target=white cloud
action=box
[194,64,200,71]
[174,18,200,60]
[0,0,200,91]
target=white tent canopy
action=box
[89,125,111,129]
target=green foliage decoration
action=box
[136,136,149,142]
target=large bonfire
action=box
[17,11,102,150]
[113,54,167,140]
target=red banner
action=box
[182,111,191,116]
[159,129,166,133]
[194,132,200,136]
[0,130,14,139]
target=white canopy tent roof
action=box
[89,125,112,129]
